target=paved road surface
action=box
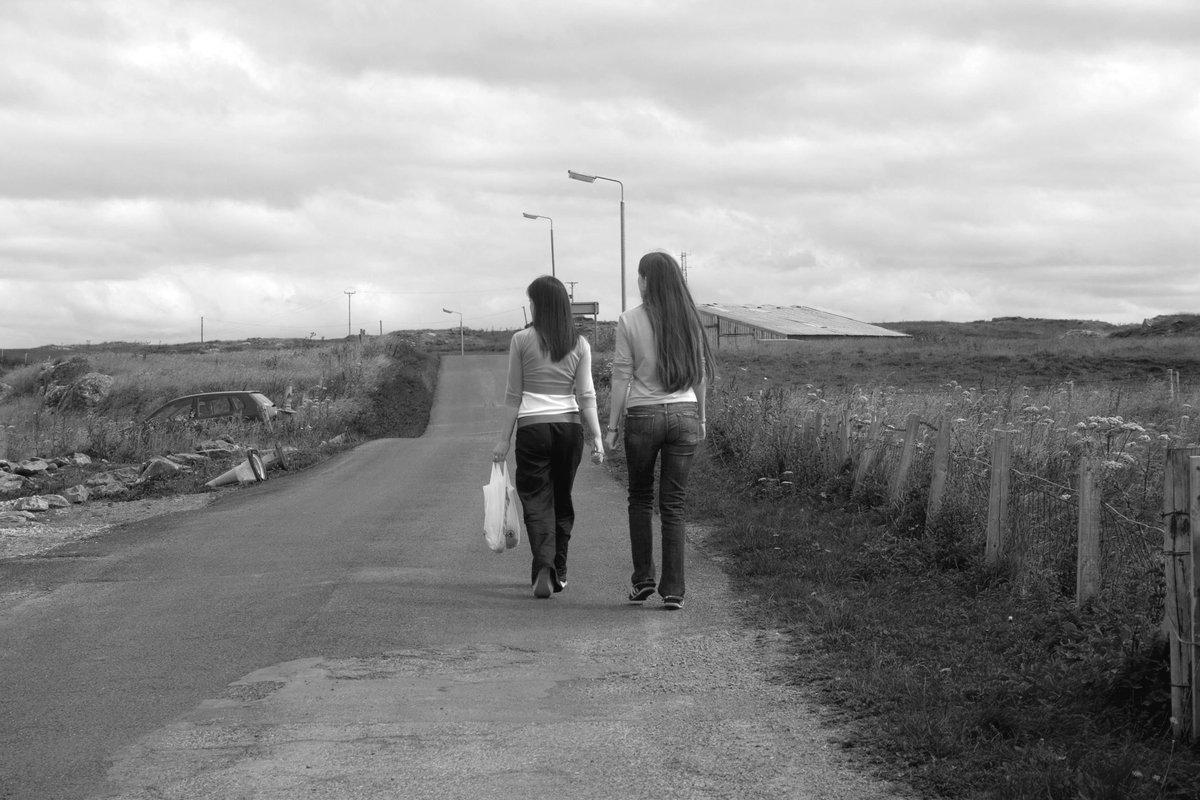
[1,355,906,799]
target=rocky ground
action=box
[0,443,283,560]
[0,492,217,560]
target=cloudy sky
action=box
[1,0,1198,348]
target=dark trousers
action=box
[514,422,585,586]
[623,402,700,598]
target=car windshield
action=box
[150,399,194,421]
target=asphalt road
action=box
[1,354,906,800]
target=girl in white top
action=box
[606,252,714,610]
[494,276,605,598]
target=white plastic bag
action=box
[503,470,523,550]
[483,462,522,553]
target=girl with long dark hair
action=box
[605,251,714,610]
[494,275,605,598]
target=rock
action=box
[47,372,115,412]
[166,453,209,467]
[112,467,141,484]
[43,356,92,385]
[87,479,128,499]
[0,510,35,526]
[65,485,90,504]
[41,494,70,509]
[86,472,132,498]
[139,457,182,482]
[197,440,241,459]
[63,453,93,467]
[0,473,27,493]
[43,383,70,407]
[14,459,50,477]
[63,373,115,411]
[13,496,50,512]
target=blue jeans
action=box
[623,402,700,598]
[515,422,584,587]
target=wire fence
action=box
[708,382,1177,623]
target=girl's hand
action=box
[590,436,605,464]
[605,430,620,451]
[492,440,510,463]
[699,421,707,441]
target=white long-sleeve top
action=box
[504,327,597,427]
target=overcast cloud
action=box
[2,0,1198,348]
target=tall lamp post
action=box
[442,307,463,356]
[344,289,356,337]
[568,170,625,311]
[522,213,555,278]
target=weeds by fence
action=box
[707,372,1199,738]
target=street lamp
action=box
[442,308,463,356]
[568,170,625,311]
[344,289,356,337]
[522,213,556,278]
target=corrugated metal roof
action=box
[697,304,908,338]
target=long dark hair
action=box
[638,252,714,392]
[527,275,579,361]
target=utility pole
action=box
[344,290,356,337]
[680,252,688,284]
[200,316,204,344]
[566,281,578,300]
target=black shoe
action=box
[533,568,553,599]
[628,584,655,603]
[553,579,567,593]
[662,595,684,610]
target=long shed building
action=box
[697,303,907,351]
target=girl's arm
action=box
[606,316,633,450]
[575,340,605,460]
[493,336,524,462]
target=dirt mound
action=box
[1110,314,1200,338]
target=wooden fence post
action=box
[1189,456,1200,741]
[1076,457,1101,604]
[838,410,851,466]
[1163,447,1198,741]
[926,417,953,529]
[853,413,883,494]
[985,429,1013,567]
[889,413,921,505]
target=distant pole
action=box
[201,316,204,344]
[443,308,463,355]
[566,281,578,300]
[344,290,356,337]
